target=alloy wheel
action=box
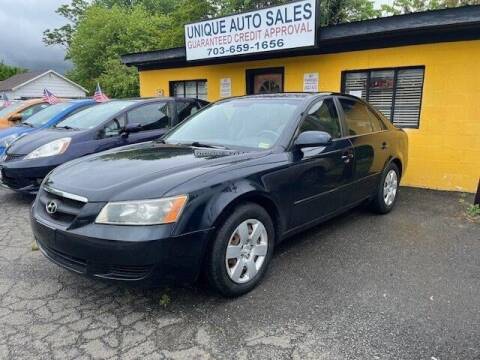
[383,169,398,206]
[225,219,269,284]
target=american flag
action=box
[43,89,61,104]
[1,93,11,107]
[94,83,109,103]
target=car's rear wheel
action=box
[206,203,274,297]
[370,162,400,214]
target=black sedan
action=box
[30,93,408,297]
[0,97,208,194]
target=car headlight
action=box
[1,134,19,148]
[24,138,71,160]
[95,195,188,225]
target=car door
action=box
[337,97,390,204]
[288,97,355,229]
[124,101,173,144]
[92,113,128,153]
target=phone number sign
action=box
[185,0,316,61]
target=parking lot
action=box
[0,186,478,359]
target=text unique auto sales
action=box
[184,0,316,60]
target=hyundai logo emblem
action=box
[46,200,58,215]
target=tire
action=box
[205,203,275,297]
[370,162,400,214]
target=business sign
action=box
[185,0,316,61]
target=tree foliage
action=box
[0,61,27,82]
[381,0,479,14]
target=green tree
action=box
[67,4,171,94]
[97,58,139,98]
[381,0,479,15]
[0,61,27,81]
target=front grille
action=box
[1,170,36,190]
[40,242,87,273]
[38,187,87,227]
[106,264,154,280]
[4,153,24,162]
[40,241,153,281]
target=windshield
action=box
[164,98,301,149]
[0,101,26,117]
[56,101,135,129]
[22,102,72,128]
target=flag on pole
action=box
[1,93,11,107]
[42,89,61,104]
[94,83,109,103]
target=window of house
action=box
[299,98,342,139]
[342,67,425,128]
[170,80,207,101]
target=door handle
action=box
[381,142,388,150]
[341,152,354,164]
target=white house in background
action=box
[0,70,87,99]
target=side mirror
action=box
[8,113,22,123]
[121,123,142,137]
[294,131,332,148]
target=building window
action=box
[170,80,207,101]
[342,67,425,128]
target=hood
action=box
[45,142,267,202]
[6,128,80,155]
[0,126,32,142]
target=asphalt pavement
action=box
[0,186,478,359]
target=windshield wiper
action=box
[54,125,78,130]
[21,122,34,128]
[190,141,227,149]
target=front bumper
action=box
[0,159,57,194]
[31,209,212,286]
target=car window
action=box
[127,102,170,131]
[20,103,49,120]
[165,98,302,150]
[176,101,200,123]
[339,98,384,136]
[103,114,127,137]
[21,102,71,127]
[0,101,25,117]
[57,101,136,129]
[299,99,341,139]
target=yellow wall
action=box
[139,40,480,193]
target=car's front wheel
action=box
[370,162,400,214]
[206,203,274,297]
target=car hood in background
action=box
[6,128,81,155]
[0,126,32,142]
[45,142,267,202]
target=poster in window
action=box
[220,78,232,97]
[303,73,319,92]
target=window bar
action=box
[391,70,399,123]
[366,71,371,102]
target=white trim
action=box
[11,70,88,93]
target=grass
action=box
[466,204,480,218]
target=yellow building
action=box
[123,5,480,193]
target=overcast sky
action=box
[0,0,392,75]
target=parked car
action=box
[0,97,208,193]
[27,93,408,297]
[0,99,97,155]
[0,99,50,128]
[0,100,20,111]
